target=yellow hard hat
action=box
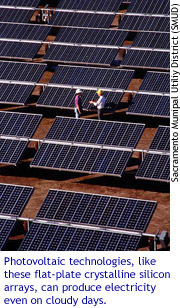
[96,89,103,95]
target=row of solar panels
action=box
[0,0,169,15]
[0,62,170,118]
[0,183,157,251]
[0,23,170,50]
[0,42,170,68]
[0,112,170,182]
[0,113,170,152]
[0,62,170,91]
[0,8,170,32]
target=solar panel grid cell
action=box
[49,66,134,90]
[31,143,132,177]
[44,45,118,65]
[119,15,170,32]
[0,139,28,165]
[0,83,34,105]
[136,153,170,182]
[121,50,170,69]
[0,184,33,215]
[0,112,42,138]
[55,27,128,46]
[45,117,144,149]
[57,0,122,12]
[0,41,41,60]
[149,126,170,152]
[0,61,46,82]
[140,72,170,92]
[128,94,170,118]
[36,190,156,232]
[132,32,170,50]
[50,11,115,28]
[0,8,33,23]
[0,0,40,7]
[19,222,141,251]
[0,219,16,250]
[127,0,170,15]
[0,23,51,41]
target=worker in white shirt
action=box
[89,89,106,120]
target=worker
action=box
[74,89,83,119]
[89,89,106,120]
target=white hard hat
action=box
[76,89,83,94]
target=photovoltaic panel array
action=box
[0,112,42,138]
[149,126,170,152]
[37,190,157,232]
[44,45,118,65]
[49,12,115,28]
[54,27,128,46]
[0,218,16,251]
[0,83,35,105]
[0,8,33,23]
[57,0,122,12]
[127,94,170,118]
[118,16,170,33]
[0,184,34,216]
[0,0,40,7]
[0,23,51,41]
[126,0,170,15]
[0,41,41,60]
[0,61,46,82]
[36,87,123,110]
[45,117,145,150]
[139,72,170,93]
[132,32,170,50]
[19,222,142,251]
[31,143,132,177]
[121,50,170,70]
[49,65,135,90]
[0,139,28,165]
[136,153,170,182]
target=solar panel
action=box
[121,50,170,69]
[57,0,122,12]
[0,218,16,250]
[132,32,170,50]
[0,61,46,82]
[140,72,170,93]
[0,83,34,105]
[0,184,33,216]
[49,12,115,28]
[54,28,128,46]
[149,126,170,152]
[127,94,170,118]
[0,0,40,7]
[0,8,33,23]
[0,138,28,165]
[37,87,123,110]
[49,65,134,90]
[45,117,145,150]
[126,0,170,15]
[0,41,41,60]
[19,222,142,251]
[0,23,51,41]
[136,153,170,182]
[118,15,170,33]
[43,45,118,65]
[37,190,157,232]
[0,111,42,138]
[31,143,132,177]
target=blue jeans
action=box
[74,107,79,119]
